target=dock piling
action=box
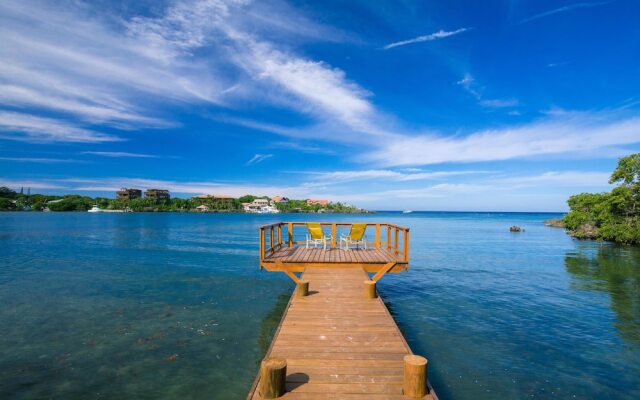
[403,354,429,398]
[364,280,377,298]
[259,357,287,399]
[296,280,309,297]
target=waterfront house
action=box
[306,199,329,206]
[116,188,142,200]
[195,204,209,212]
[272,196,289,204]
[144,189,170,200]
[243,198,278,213]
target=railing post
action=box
[288,223,293,248]
[270,226,274,253]
[394,228,399,256]
[277,225,282,249]
[331,223,337,248]
[375,223,380,248]
[403,229,409,262]
[386,225,391,250]
[260,228,265,263]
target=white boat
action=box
[402,210,413,214]
[88,205,104,213]
[259,205,280,214]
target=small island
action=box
[0,187,369,214]
[563,153,640,244]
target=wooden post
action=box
[404,229,410,262]
[375,223,381,248]
[296,280,309,297]
[364,280,377,299]
[403,354,428,398]
[277,225,282,249]
[386,225,391,250]
[260,228,265,262]
[394,228,399,256]
[288,223,293,248]
[270,226,274,253]
[331,223,337,248]
[260,357,287,399]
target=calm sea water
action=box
[0,212,639,399]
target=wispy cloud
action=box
[383,28,470,50]
[518,1,614,24]
[456,74,519,109]
[246,153,274,165]
[546,61,572,68]
[364,111,640,166]
[0,178,65,190]
[81,151,160,158]
[0,0,371,145]
[0,157,82,163]
[270,141,337,155]
[0,111,120,143]
[0,176,319,199]
[307,169,491,183]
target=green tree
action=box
[564,153,640,244]
[0,187,17,199]
[0,198,17,211]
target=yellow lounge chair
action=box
[306,222,332,250]
[340,223,368,250]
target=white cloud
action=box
[495,171,611,187]
[0,111,120,143]
[0,157,82,163]
[307,169,491,183]
[8,176,318,199]
[457,73,519,109]
[246,153,274,165]
[364,112,640,166]
[229,37,380,135]
[0,0,226,130]
[383,28,470,50]
[0,178,65,190]
[81,151,160,158]
[518,1,614,24]
[0,0,382,147]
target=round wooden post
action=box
[403,354,428,398]
[364,280,377,299]
[260,357,287,398]
[296,280,309,297]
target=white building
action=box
[242,198,279,213]
[195,204,209,212]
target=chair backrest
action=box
[349,223,367,241]
[307,222,324,240]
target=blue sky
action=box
[1,0,639,211]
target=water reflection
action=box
[565,243,640,344]
[257,293,291,356]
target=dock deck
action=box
[260,222,409,273]
[249,222,434,399]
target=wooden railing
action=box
[259,222,410,263]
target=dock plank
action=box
[264,247,404,264]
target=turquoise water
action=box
[0,212,639,399]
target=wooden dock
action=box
[248,222,435,399]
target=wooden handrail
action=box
[259,222,410,264]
